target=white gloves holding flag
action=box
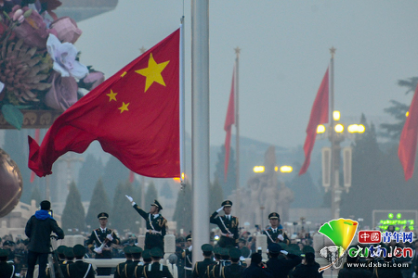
[106,234,113,241]
[216,206,224,213]
[278,234,284,241]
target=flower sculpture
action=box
[0,0,104,129]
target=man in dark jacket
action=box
[243,252,273,278]
[289,252,323,278]
[266,243,301,278]
[25,200,64,278]
[0,249,15,278]
[337,253,371,278]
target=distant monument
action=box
[231,146,293,228]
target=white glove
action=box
[280,250,288,255]
[188,246,192,251]
[278,234,284,241]
[126,195,133,202]
[106,234,113,241]
[94,247,102,254]
[216,206,224,213]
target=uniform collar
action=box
[153,214,160,218]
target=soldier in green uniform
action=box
[210,201,239,248]
[238,238,251,259]
[193,244,216,278]
[126,196,167,252]
[86,212,121,258]
[115,246,133,278]
[66,244,95,278]
[134,249,151,278]
[183,235,193,278]
[211,248,230,278]
[86,212,120,275]
[221,249,246,278]
[0,249,15,278]
[46,246,68,278]
[143,248,173,278]
[207,246,221,278]
[263,212,290,246]
[123,246,143,278]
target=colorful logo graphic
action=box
[358,231,381,244]
[318,218,358,271]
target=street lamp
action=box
[317,110,365,219]
[253,166,265,173]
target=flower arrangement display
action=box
[0,0,104,129]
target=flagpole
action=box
[234,47,240,218]
[180,17,186,182]
[191,0,210,263]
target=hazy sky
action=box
[76,1,418,149]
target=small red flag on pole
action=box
[299,67,329,175]
[398,84,418,181]
[224,65,235,180]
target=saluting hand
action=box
[126,195,133,203]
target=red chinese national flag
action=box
[29,29,180,178]
[299,67,329,175]
[398,84,418,181]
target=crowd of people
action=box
[1,199,418,278]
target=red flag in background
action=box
[30,129,40,183]
[224,65,235,180]
[299,68,329,175]
[29,29,180,178]
[398,84,418,181]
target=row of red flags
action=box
[299,67,418,181]
[28,27,418,183]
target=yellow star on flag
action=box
[106,90,117,102]
[135,53,170,92]
[118,102,130,113]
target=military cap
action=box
[213,246,221,255]
[186,234,192,241]
[123,246,132,254]
[73,245,86,257]
[56,245,68,255]
[97,212,109,219]
[2,240,14,246]
[268,243,282,253]
[220,248,229,256]
[268,212,280,220]
[201,244,213,252]
[287,244,302,256]
[64,248,74,258]
[221,200,233,207]
[229,248,241,260]
[131,246,143,254]
[142,249,151,260]
[151,200,163,210]
[0,249,8,257]
[150,247,163,258]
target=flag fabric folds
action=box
[29,29,181,178]
[299,67,329,175]
[398,84,418,181]
[224,65,235,180]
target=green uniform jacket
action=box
[134,263,147,278]
[144,262,173,278]
[123,261,141,278]
[193,258,216,278]
[263,226,290,245]
[210,212,239,247]
[86,228,120,258]
[67,261,95,278]
[114,260,133,278]
[0,262,15,278]
[221,264,246,278]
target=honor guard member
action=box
[221,249,246,278]
[134,249,151,278]
[266,243,301,278]
[86,212,120,276]
[183,235,193,278]
[123,246,143,278]
[0,249,15,278]
[144,248,174,278]
[86,212,120,258]
[207,246,221,278]
[210,201,239,248]
[193,244,216,278]
[66,244,95,278]
[115,246,133,278]
[263,212,290,246]
[126,196,167,251]
[211,248,230,278]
